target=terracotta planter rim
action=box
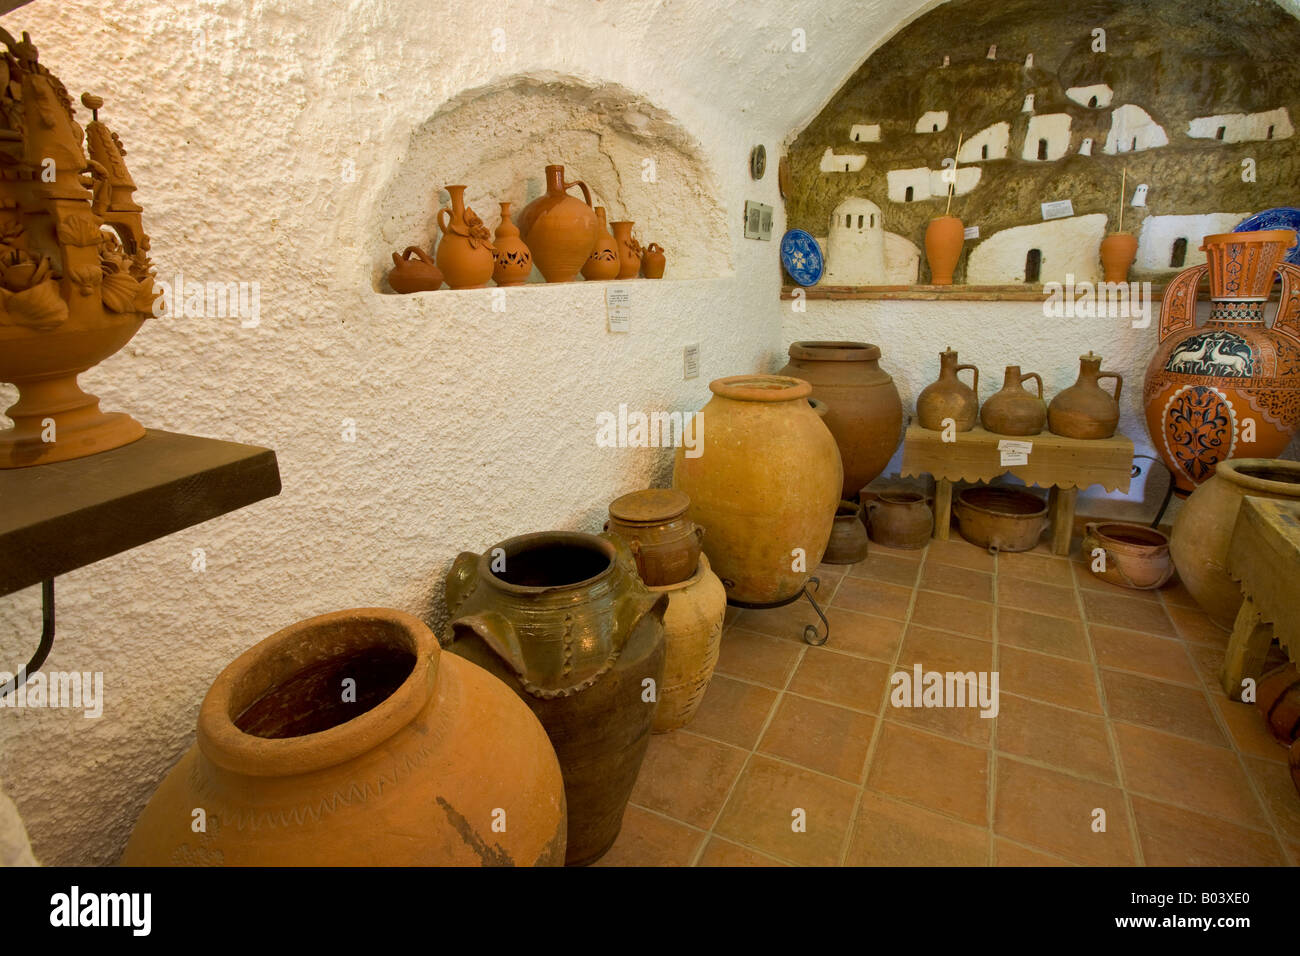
[877,491,925,504]
[478,530,617,595]
[1215,458,1300,496]
[197,608,436,778]
[645,552,711,594]
[710,374,812,402]
[787,340,882,363]
[1086,521,1169,551]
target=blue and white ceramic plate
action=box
[780,228,824,286]
[1234,207,1300,266]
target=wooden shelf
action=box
[780,283,1172,302]
[0,429,281,597]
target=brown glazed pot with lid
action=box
[916,347,979,431]
[604,488,704,587]
[1048,352,1122,439]
[779,341,903,498]
[981,365,1046,436]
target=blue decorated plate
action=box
[1234,207,1300,266]
[780,229,824,286]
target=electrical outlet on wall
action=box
[683,344,700,380]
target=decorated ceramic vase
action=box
[581,206,620,281]
[611,220,641,280]
[435,185,495,289]
[1143,229,1300,496]
[491,201,532,286]
[443,531,667,866]
[516,165,597,283]
[121,609,567,866]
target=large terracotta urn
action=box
[673,375,843,606]
[1143,229,1300,496]
[516,165,597,283]
[647,552,726,733]
[779,341,903,497]
[443,532,667,866]
[121,608,567,866]
[1169,458,1300,627]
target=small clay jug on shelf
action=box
[611,220,641,279]
[516,165,597,283]
[604,488,704,587]
[582,206,620,281]
[491,201,533,286]
[435,185,495,289]
[1048,352,1122,439]
[1100,232,1138,283]
[925,215,963,285]
[864,491,933,550]
[824,499,870,564]
[641,243,666,279]
[387,246,443,293]
[981,365,1045,436]
[916,347,979,431]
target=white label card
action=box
[963,225,980,240]
[1040,199,1074,220]
[997,439,1034,467]
[606,287,631,332]
[683,344,700,380]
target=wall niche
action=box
[369,74,730,291]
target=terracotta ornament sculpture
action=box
[435,184,495,289]
[640,242,666,279]
[604,488,703,587]
[981,365,1046,436]
[491,201,532,286]
[1048,352,1122,439]
[581,206,620,281]
[779,341,903,498]
[443,532,667,866]
[122,608,567,866]
[516,165,597,283]
[387,246,443,293]
[646,552,725,733]
[1143,229,1300,496]
[916,347,979,432]
[610,220,641,279]
[0,32,158,469]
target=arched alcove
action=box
[367,74,730,291]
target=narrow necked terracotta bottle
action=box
[611,220,641,279]
[516,165,598,282]
[1048,351,1122,439]
[491,201,533,286]
[581,206,620,281]
[916,347,979,431]
[435,185,495,289]
[980,365,1045,436]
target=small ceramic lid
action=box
[609,488,690,524]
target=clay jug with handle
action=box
[641,243,666,279]
[581,206,620,281]
[387,246,443,293]
[516,165,598,282]
[981,365,1046,436]
[1049,352,1122,439]
[916,347,979,431]
[435,185,495,289]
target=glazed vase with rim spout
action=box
[672,375,842,606]
[121,608,567,866]
[443,531,667,866]
[491,201,533,286]
[778,341,903,498]
[603,487,704,587]
[981,365,1046,436]
[387,246,443,293]
[611,220,641,279]
[516,165,597,283]
[1049,351,1122,439]
[581,206,620,281]
[1143,229,1300,496]
[1169,458,1300,627]
[925,215,964,285]
[1100,232,1138,283]
[916,347,979,431]
[435,185,495,289]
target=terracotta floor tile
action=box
[819,607,905,662]
[866,722,990,826]
[731,601,823,641]
[715,627,802,688]
[629,731,748,829]
[996,645,1103,714]
[911,590,994,640]
[1129,796,1286,866]
[926,536,996,571]
[1072,559,1161,602]
[996,693,1117,783]
[997,550,1076,586]
[696,836,787,867]
[687,674,778,749]
[1113,723,1269,828]
[1243,755,1300,844]
[844,791,989,866]
[788,647,892,712]
[920,563,993,602]
[813,563,848,588]
[994,839,1074,866]
[993,757,1135,865]
[1102,670,1227,747]
[998,606,1089,660]
[1089,625,1199,685]
[1186,643,1229,697]
[847,551,921,588]
[830,576,913,621]
[1214,696,1291,763]
[714,754,858,866]
[1159,575,1202,610]
[592,807,705,867]
[1081,590,1175,636]
[724,605,742,626]
[759,694,876,782]
[890,627,997,745]
[1165,603,1231,647]
[997,577,1078,618]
